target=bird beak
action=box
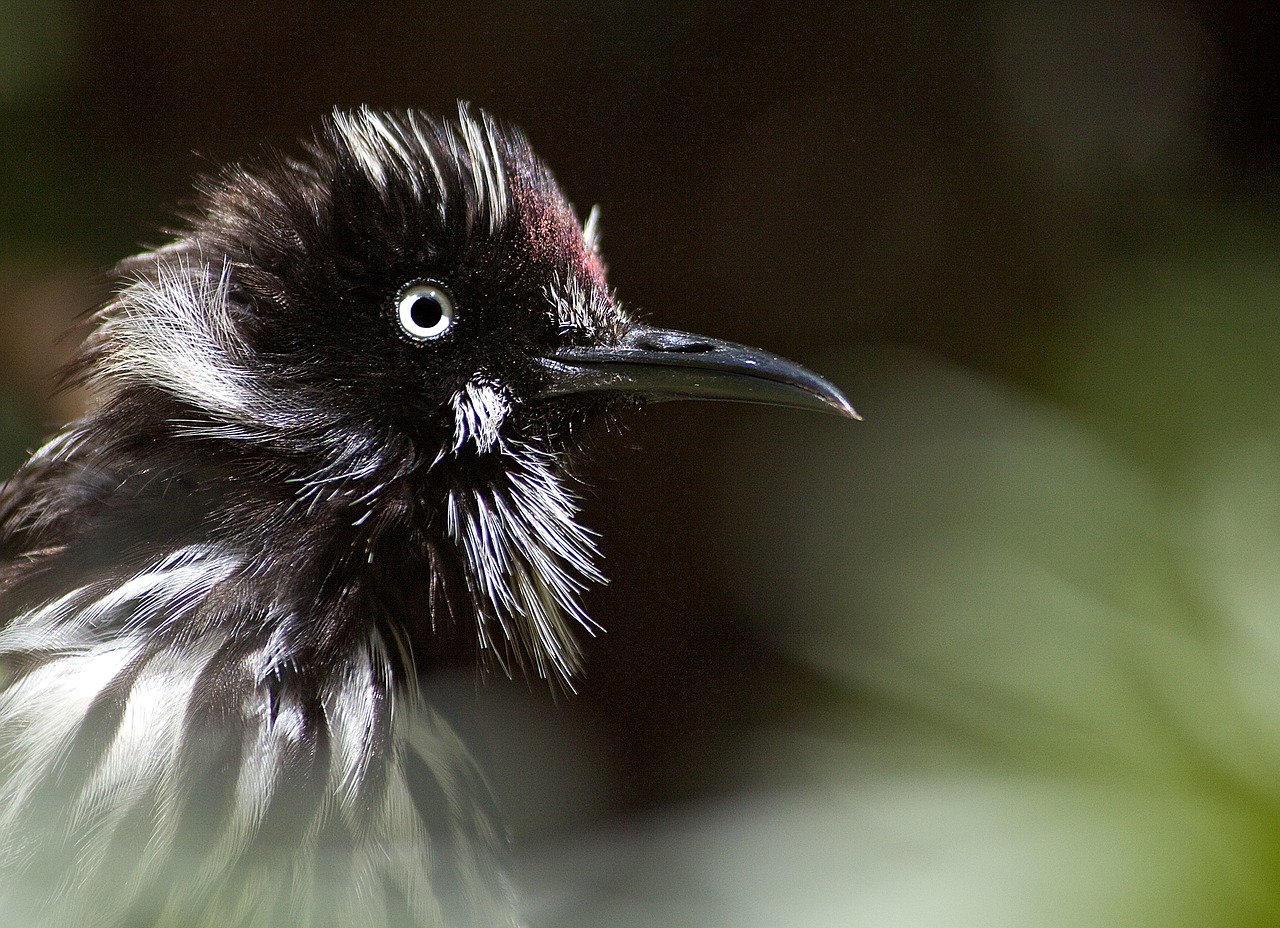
[537,323,858,418]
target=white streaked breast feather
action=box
[0,551,520,926]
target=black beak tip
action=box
[833,395,861,420]
[795,377,860,420]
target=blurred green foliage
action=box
[661,207,1280,928]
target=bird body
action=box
[0,105,853,926]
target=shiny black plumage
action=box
[0,104,853,927]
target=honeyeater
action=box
[0,104,854,927]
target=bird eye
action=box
[397,284,455,340]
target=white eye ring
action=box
[397,284,454,340]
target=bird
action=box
[0,103,855,927]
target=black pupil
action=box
[411,293,444,331]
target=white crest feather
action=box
[452,102,510,234]
[582,204,602,253]
[328,103,509,233]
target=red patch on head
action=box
[509,167,607,291]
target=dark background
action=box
[5,3,1280,924]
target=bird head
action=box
[71,103,854,683]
